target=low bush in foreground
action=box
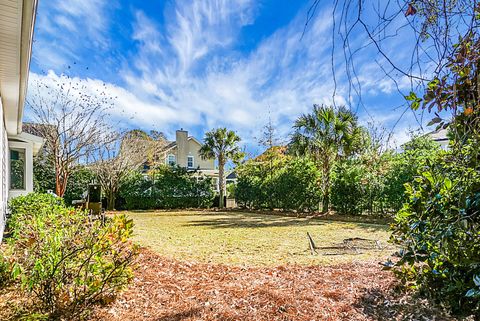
[1,193,138,319]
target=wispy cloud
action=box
[29,0,427,151]
[32,0,111,69]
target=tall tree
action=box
[26,73,113,197]
[91,130,167,210]
[199,128,244,209]
[290,104,365,212]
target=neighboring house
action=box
[426,128,449,150]
[0,0,43,241]
[156,129,220,190]
[226,171,237,185]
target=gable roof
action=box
[162,136,203,153]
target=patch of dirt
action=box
[91,248,453,321]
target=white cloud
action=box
[29,0,424,152]
[32,0,110,68]
[113,2,347,144]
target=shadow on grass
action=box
[184,211,389,232]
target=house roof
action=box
[0,0,38,135]
[8,131,44,154]
[426,128,448,142]
[162,136,203,153]
[226,171,237,180]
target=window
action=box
[10,148,25,190]
[187,155,194,168]
[167,154,176,166]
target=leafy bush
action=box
[2,193,138,319]
[63,166,96,205]
[7,192,65,237]
[272,158,321,211]
[331,160,366,215]
[331,135,441,217]
[119,166,215,210]
[236,155,321,212]
[391,139,480,314]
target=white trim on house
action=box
[0,0,38,135]
[187,155,194,168]
[167,154,176,166]
[188,136,203,146]
[0,0,39,242]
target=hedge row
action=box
[118,166,215,210]
[235,136,441,216]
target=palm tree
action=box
[290,104,365,213]
[200,128,244,209]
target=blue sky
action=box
[27,0,432,155]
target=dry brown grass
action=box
[118,210,393,266]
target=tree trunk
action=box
[107,193,115,211]
[321,159,331,213]
[55,165,68,198]
[322,190,330,213]
[218,160,225,209]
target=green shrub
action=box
[119,166,215,210]
[236,156,321,212]
[330,135,441,217]
[331,160,365,215]
[235,162,269,209]
[3,193,138,319]
[272,158,321,211]
[391,139,480,314]
[63,166,96,205]
[7,192,65,238]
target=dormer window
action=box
[187,155,194,168]
[167,154,176,166]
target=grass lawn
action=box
[120,210,393,266]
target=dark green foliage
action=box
[2,193,137,319]
[63,167,96,205]
[33,153,56,193]
[391,135,480,314]
[272,158,322,211]
[119,166,214,210]
[33,159,95,206]
[236,156,321,212]
[331,160,366,215]
[389,32,480,317]
[331,135,441,216]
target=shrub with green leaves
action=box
[119,166,215,210]
[391,140,480,314]
[236,154,321,212]
[2,193,138,319]
[330,135,441,217]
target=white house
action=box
[0,0,42,241]
[426,128,449,150]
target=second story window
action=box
[187,155,194,168]
[167,154,176,166]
